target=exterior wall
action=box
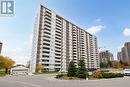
[48,10,56,71]
[11,66,29,75]
[68,23,73,62]
[117,52,123,61]
[61,20,67,72]
[72,25,78,67]
[55,15,62,71]
[120,42,130,64]
[30,10,41,73]
[125,42,130,63]
[92,36,99,68]
[99,50,113,63]
[30,5,99,73]
[87,35,99,68]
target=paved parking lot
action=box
[0,75,130,87]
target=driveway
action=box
[0,75,130,87]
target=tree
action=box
[4,57,15,73]
[120,60,124,64]
[0,55,5,69]
[36,64,44,72]
[67,60,77,77]
[112,61,123,68]
[0,55,15,73]
[77,58,88,79]
[100,62,108,68]
[0,62,4,69]
[108,61,112,67]
[0,55,4,61]
[123,62,129,66]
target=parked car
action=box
[123,68,130,76]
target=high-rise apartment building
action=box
[30,5,99,73]
[99,50,113,63]
[0,42,2,54]
[117,52,122,61]
[118,42,130,64]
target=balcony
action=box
[55,46,61,50]
[42,55,50,58]
[42,47,50,51]
[43,35,51,39]
[42,51,50,54]
[43,31,51,35]
[56,18,62,23]
[56,27,62,31]
[55,57,61,59]
[44,17,51,22]
[55,33,61,37]
[44,23,51,28]
[56,24,62,29]
[55,36,61,40]
[45,10,52,15]
[56,21,62,25]
[45,13,51,18]
[55,30,61,35]
[43,43,50,47]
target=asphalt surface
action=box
[0,75,130,87]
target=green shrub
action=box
[102,73,114,78]
[92,71,124,79]
[114,73,124,77]
[102,73,124,78]
[0,72,6,77]
[56,74,64,79]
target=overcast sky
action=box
[0,0,130,64]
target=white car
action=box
[123,69,130,76]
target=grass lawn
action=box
[0,72,7,77]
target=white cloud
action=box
[87,25,104,35]
[123,28,130,36]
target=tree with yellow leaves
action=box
[0,55,5,69]
[0,55,15,73]
[36,64,44,73]
[4,57,15,73]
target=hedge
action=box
[92,70,124,79]
[102,73,124,78]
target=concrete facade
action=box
[11,65,29,75]
[117,52,123,61]
[118,42,130,64]
[99,50,113,63]
[30,5,99,73]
